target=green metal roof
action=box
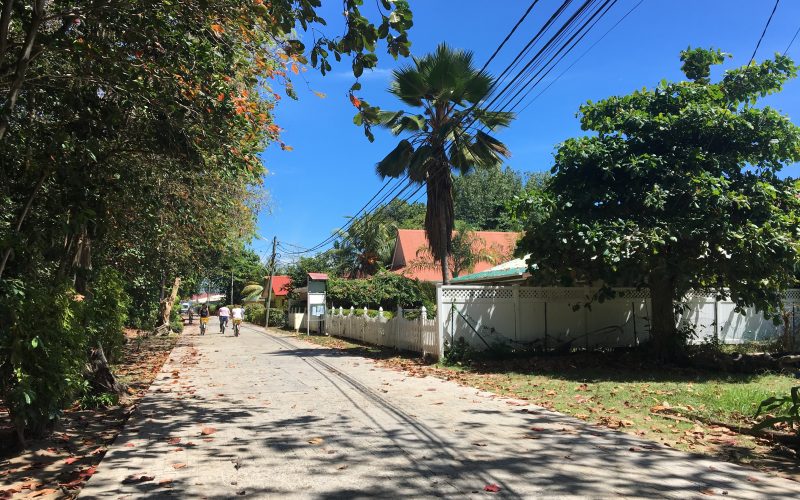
[450,266,528,283]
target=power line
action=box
[480,0,542,72]
[750,0,780,63]
[785,25,800,55]
[519,0,644,114]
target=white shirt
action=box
[218,306,230,317]
[232,307,244,320]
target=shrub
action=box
[268,308,285,328]
[245,303,265,325]
[0,280,87,440]
[754,386,800,433]
[83,269,129,362]
[442,337,475,366]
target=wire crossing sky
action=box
[255,0,800,261]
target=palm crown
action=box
[364,43,514,282]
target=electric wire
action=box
[518,0,645,114]
[750,0,781,63]
[784,24,800,55]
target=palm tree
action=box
[410,226,512,278]
[370,43,514,283]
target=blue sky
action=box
[252,0,800,261]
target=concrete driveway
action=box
[80,319,800,499]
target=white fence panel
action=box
[439,285,799,351]
[325,307,439,357]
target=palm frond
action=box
[472,109,515,130]
[376,139,413,178]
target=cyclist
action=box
[218,304,231,334]
[198,304,210,335]
[231,304,244,337]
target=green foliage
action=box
[453,166,525,231]
[244,303,266,325]
[80,391,119,410]
[268,309,286,328]
[83,269,129,363]
[0,281,86,438]
[328,270,432,310]
[1,1,415,440]
[332,199,426,277]
[516,48,800,356]
[442,337,475,366]
[754,386,800,433]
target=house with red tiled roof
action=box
[258,275,291,309]
[389,229,521,282]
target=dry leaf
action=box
[307,437,324,445]
[200,427,217,435]
[168,437,181,445]
[484,484,501,493]
[172,463,187,469]
[122,474,154,484]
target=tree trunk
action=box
[0,0,46,141]
[86,344,125,395]
[158,277,181,326]
[440,219,450,284]
[649,272,681,359]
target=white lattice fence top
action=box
[442,285,648,302]
[441,287,514,300]
[786,289,800,303]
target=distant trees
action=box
[516,48,800,358]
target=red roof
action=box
[390,229,520,282]
[307,272,329,281]
[269,276,291,296]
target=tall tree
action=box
[357,43,514,283]
[453,165,525,231]
[517,48,800,358]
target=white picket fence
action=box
[326,306,439,357]
[437,285,800,352]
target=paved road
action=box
[81,319,800,499]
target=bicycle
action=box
[233,318,242,337]
[200,316,208,335]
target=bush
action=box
[244,303,265,325]
[442,337,475,366]
[268,308,285,328]
[0,280,87,439]
[83,269,129,362]
[328,270,432,311]
[754,386,800,433]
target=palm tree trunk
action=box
[440,222,450,284]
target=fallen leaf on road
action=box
[158,479,174,487]
[64,457,80,464]
[308,437,324,445]
[124,442,135,447]
[27,488,58,498]
[172,463,187,469]
[122,474,154,484]
[168,437,181,445]
[529,426,546,432]
[337,464,348,470]
[700,488,716,496]
[473,442,488,447]
[746,476,759,483]
[200,427,217,435]
[484,484,501,493]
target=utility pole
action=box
[264,236,277,330]
[230,269,234,305]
